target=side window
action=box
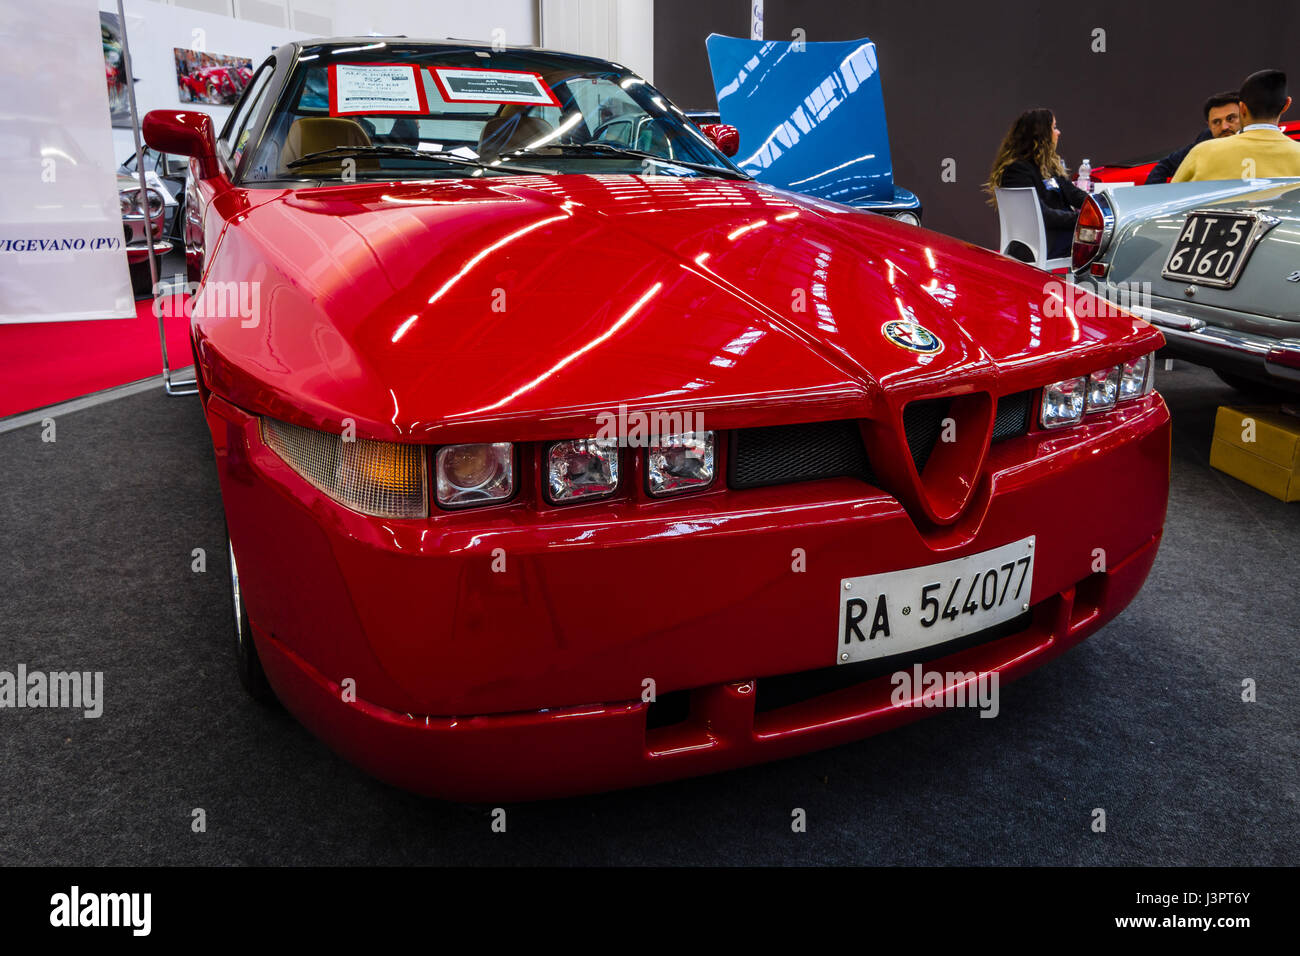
[221,63,275,171]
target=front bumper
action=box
[257,533,1158,802]
[1082,287,1300,386]
[122,211,172,264]
[125,239,173,265]
[205,391,1170,801]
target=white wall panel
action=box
[99,0,308,161]
[233,0,288,28]
[289,0,333,36]
[172,0,237,16]
[331,1,538,47]
[540,0,653,81]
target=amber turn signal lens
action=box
[261,418,427,518]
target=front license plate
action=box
[1161,210,1271,289]
[836,536,1035,665]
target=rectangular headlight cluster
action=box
[545,432,715,504]
[1040,354,1154,428]
[264,419,717,515]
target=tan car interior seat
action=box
[477,106,555,161]
[280,117,378,172]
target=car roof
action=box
[281,36,628,72]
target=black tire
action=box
[1214,369,1295,401]
[228,539,277,704]
[129,259,153,298]
[168,194,185,243]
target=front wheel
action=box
[229,539,277,704]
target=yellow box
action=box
[1209,405,1300,502]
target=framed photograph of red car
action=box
[173,47,253,106]
[0,0,1292,922]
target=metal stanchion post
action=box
[118,0,196,395]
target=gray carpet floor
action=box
[0,362,1296,865]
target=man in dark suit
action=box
[1144,91,1240,184]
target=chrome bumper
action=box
[1130,303,1300,384]
[126,240,173,264]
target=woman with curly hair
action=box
[986,108,1088,261]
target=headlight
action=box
[435,442,514,509]
[1040,377,1086,428]
[1118,354,1154,401]
[893,211,921,226]
[1043,355,1154,428]
[547,438,619,503]
[261,418,427,518]
[647,432,715,496]
[1086,366,1120,411]
[144,188,165,216]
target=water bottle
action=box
[1077,158,1092,192]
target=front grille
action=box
[753,611,1033,714]
[728,419,875,489]
[902,398,952,475]
[992,389,1036,442]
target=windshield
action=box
[239,44,745,184]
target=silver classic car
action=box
[1071,178,1300,394]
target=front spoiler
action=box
[256,532,1161,802]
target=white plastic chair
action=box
[995,186,1071,272]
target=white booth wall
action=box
[100,0,308,162]
[100,0,546,163]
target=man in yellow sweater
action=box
[1172,70,1300,181]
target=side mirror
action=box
[142,110,221,180]
[700,123,740,157]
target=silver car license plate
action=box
[1161,209,1276,289]
[837,536,1035,665]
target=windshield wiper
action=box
[286,145,552,175]
[504,142,751,180]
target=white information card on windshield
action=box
[330,64,428,115]
[430,67,559,107]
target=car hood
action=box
[1102,178,1300,320]
[196,174,1158,443]
[704,34,896,206]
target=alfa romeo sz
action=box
[144,38,1170,801]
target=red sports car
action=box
[178,65,248,105]
[1091,120,1300,186]
[144,39,1170,802]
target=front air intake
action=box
[728,419,876,489]
[902,398,953,476]
[992,390,1036,442]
